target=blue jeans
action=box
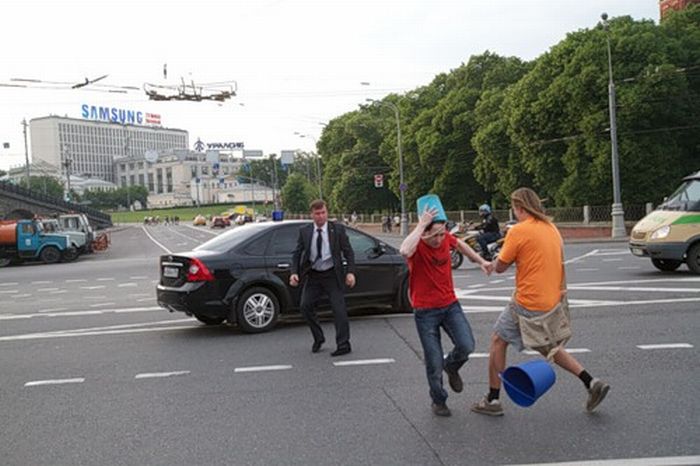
[413,301,475,404]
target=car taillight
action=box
[186,258,214,282]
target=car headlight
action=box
[650,225,671,240]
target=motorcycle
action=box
[449,220,516,269]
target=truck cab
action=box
[59,213,94,252]
[629,170,700,273]
[41,218,87,254]
[0,219,75,267]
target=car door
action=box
[266,224,304,308]
[344,227,399,306]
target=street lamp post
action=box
[21,118,30,188]
[294,132,323,199]
[601,13,626,238]
[367,98,408,236]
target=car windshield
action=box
[659,179,700,212]
[194,222,273,252]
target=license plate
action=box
[631,248,644,256]
[163,266,180,278]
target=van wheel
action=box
[687,243,700,274]
[651,258,682,272]
[236,287,280,333]
[40,246,61,264]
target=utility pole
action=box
[21,118,30,188]
[62,144,72,201]
[124,128,131,211]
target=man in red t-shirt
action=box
[400,207,491,417]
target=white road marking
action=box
[469,353,489,358]
[468,284,486,289]
[574,277,700,286]
[97,278,115,281]
[0,282,18,287]
[565,249,599,264]
[85,296,107,300]
[129,276,148,280]
[602,258,623,262]
[570,286,700,293]
[593,250,630,256]
[89,302,116,308]
[490,279,505,284]
[618,266,641,270]
[37,288,60,292]
[135,371,190,379]
[141,225,172,254]
[575,268,600,272]
[234,365,293,373]
[65,279,87,283]
[333,358,395,367]
[637,343,693,350]
[11,294,32,298]
[524,348,590,355]
[136,298,154,302]
[118,283,138,287]
[181,223,218,235]
[80,285,106,290]
[49,290,67,294]
[0,323,194,342]
[510,455,700,466]
[0,290,18,294]
[31,280,53,284]
[25,378,85,387]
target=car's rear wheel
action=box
[651,258,682,272]
[398,277,413,313]
[62,246,79,262]
[236,286,280,333]
[194,314,226,325]
[686,243,700,274]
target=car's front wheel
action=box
[651,258,682,272]
[236,287,280,333]
[687,243,700,274]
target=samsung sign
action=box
[81,104,144,124]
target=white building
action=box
[30,115,188,183]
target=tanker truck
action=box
[0,219,77,267]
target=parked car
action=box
[193,215,207,226]
[233,214,253,225]
[156,220,411,332]
[210,216,231,228]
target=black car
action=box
[156,221,411,333]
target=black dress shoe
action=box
[330,345,351,357]
[312,339,325,353]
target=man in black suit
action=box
[290,199,356,356]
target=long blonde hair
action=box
[511,187,552,223]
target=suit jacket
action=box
[292,221,356,287]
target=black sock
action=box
[578,370,593,389]
[487,387,500,402]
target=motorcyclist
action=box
[475,204,500,259]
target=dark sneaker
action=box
[444,367,463,393]
[471,396,504,417]
[431,403,452,417]
[586,378,610,412]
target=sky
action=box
[0,0,660,171]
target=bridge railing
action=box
[0,181,112,228]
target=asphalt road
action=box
[1,223,698,466]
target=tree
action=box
[281,173,315,213]
[27,175,64,199]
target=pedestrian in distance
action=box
[290,199,357,357]
[400,206,492,417]
[471,187,610,417]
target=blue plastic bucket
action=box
[272,211,284,221]
[416,194,447,222]
[500,360,556,407]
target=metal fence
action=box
[286,203,654,225]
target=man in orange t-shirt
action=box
[471,188,610,417]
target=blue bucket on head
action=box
[500,360,556,407]
[416,194,447,222]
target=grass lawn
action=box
[109,204,275,223]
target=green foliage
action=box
[83,186,148,209]
[26,176,65,199]
[317,8,700,208]
[281,173,315,212]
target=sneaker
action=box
[471,396,504,417]
[444,367,463,393]
[431,403,452,417]
[586,378,610,412]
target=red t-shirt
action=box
[407,232,458,309]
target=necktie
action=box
[316,228,323,262]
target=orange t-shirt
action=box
[499,217,563,311]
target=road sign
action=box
[400,183,407,192]
[374,174,384,188]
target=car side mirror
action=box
[366,244,386,259]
